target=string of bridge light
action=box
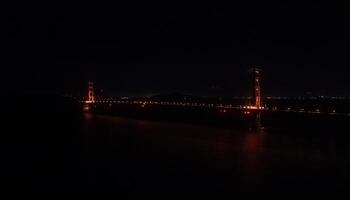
[83,100,350,116]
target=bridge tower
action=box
[87,81,95,103]
[250,67,262,108]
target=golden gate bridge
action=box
[82,67,350,117]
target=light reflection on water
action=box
[81,113,350,196]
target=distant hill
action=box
[149,93,206,101]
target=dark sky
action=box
[4,2,350,97]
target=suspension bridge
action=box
[82,67,350,117]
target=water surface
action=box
[74,113,350,198]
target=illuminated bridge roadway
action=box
[83,100,350,117]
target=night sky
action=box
[4,2,350,97]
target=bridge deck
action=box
[83,100,350,116]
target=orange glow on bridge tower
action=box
[87,81,95,103]
[250,67,262,108]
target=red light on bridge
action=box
[244,111,251,115]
